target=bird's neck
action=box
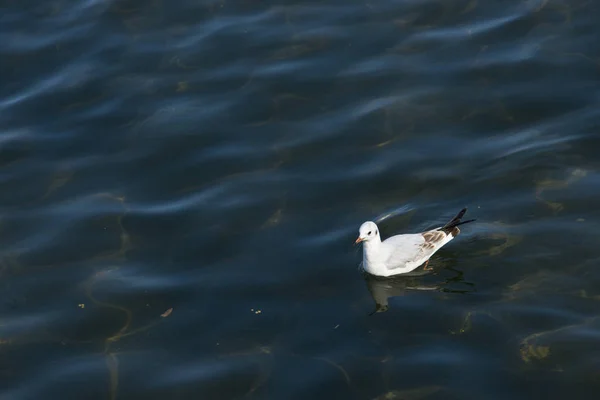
[363,236,382,263]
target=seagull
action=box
[355,208,475,277]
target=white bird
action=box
[355,208,475,277]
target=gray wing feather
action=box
[384,230,449,269]
[382,234,425,269]
[417,230,448,258]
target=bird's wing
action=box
[382,234,425,269]
[418,229,450,257]
[383,229,450,270]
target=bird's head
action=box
[355,221,380,245]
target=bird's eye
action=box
[368,231,372,235]
[375,230,378,235]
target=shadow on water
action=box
[364,265,476,315]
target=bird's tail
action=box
[439,207,476,233]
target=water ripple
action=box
[2,0,600,398]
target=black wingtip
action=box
[442,208,467,229]
[455,218,476,226]
[439,208,476,233]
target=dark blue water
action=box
[2,0,600,398]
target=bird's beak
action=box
[355,237,363,245]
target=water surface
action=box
[2,0,600,398]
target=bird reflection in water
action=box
[363,265,475,314]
